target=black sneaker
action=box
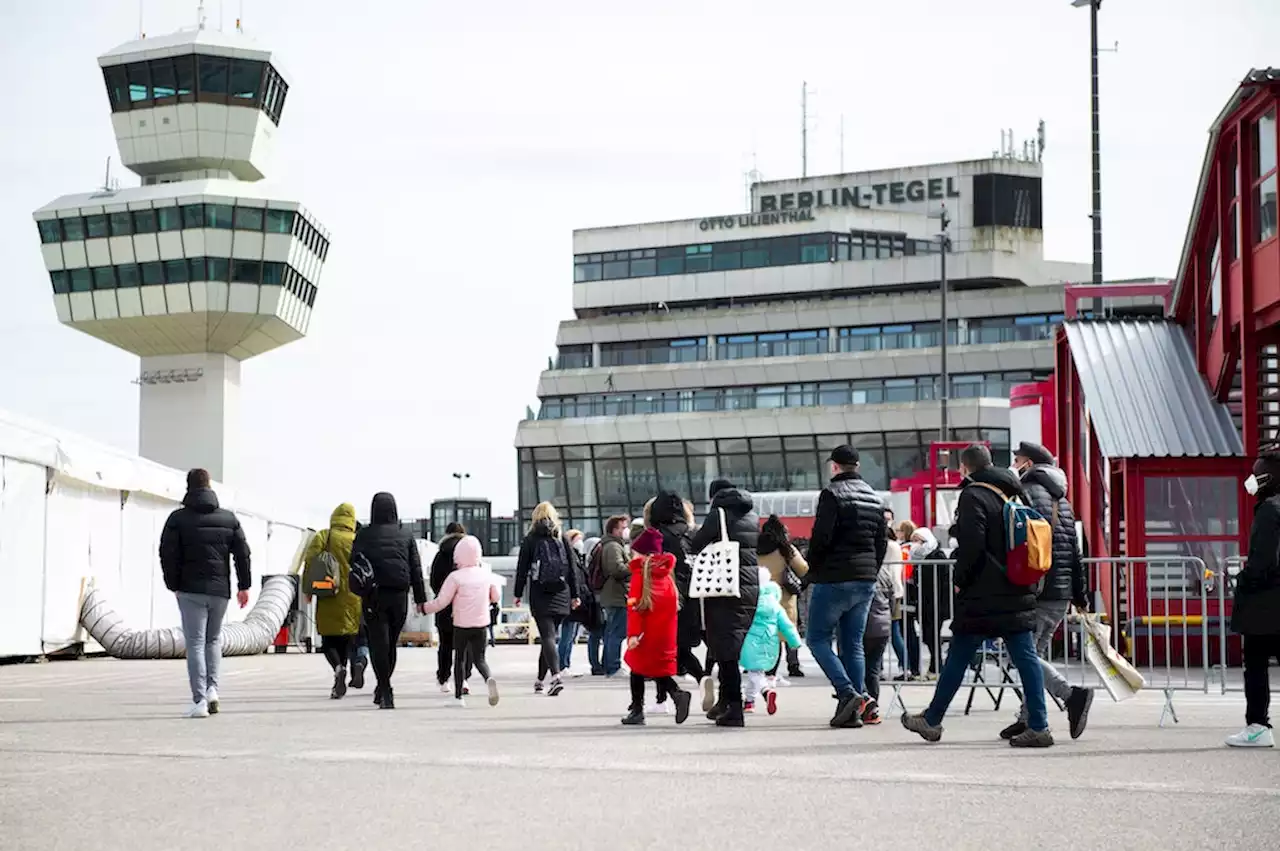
[547,678,564,697]
[830,694,864,728]
[1065,687,1095,740]
[901,712,943,742]
[706,699,729,721]
[672,689,692,725]
[379,688,395,710]
[715,702,745,728]
[1000,720,1028,740]
[787,665,805,678]
[349,659,366,690]
[621,707,645,726]
[331,666,348,700]
[373,685,384,706]
[1009,728,1055,748]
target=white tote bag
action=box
[689,508,741,599]
[1081,613,1145,702]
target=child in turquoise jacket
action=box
[740,568,802,714]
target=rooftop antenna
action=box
[744,145,763,211]
[237,0,244,32]
[1037,119,1047,162]
[197,0,207,30]
[138,0,145,38]
[839,114,845,173]
[801,81,810,178]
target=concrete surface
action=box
[1,646,1277,851]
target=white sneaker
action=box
[487,677,500,707]
[700,676,717,712]
[563,668,585,679]
[184,700,210,719]
[1225,724,1275,748]
[454,696,468,708]
[646,702,672,715]
[438,681,452,694]
[775,674,791,688]
[205,688,219,714]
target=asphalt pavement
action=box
[1,645,1277,850]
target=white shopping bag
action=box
[689,508,740,599]
[1081,613,1145,702]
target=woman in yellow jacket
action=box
[299,503,364,699]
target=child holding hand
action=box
[421,535,501,707]
[621,528,692,726]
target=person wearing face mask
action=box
[1007,441,1094,741]
[597,514,633,677]
[557,529,594,678]
[902,444,1053,747]
[1225,453,1280,748]
[906,527,951,678]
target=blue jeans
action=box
[891,620,907,669]
[557,620,580,669]
[925,630,1048,731]
[805,580,877,699]
[602,606,627,675]
[587,626,603,673]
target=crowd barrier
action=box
[879,555,1216,727]
[1213,557,1280,698]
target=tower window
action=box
[198,56,229,99]
[230,60,264,102]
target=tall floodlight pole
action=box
[452,471,470,500]
[1073,0,1104,313]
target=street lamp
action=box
[1073,0,1104,311]
[451,472,470,499]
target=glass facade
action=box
[717,329,827,359]
[517,429,1010,536]
[36,203,328,262]
[536,371,1048,420]
[573,229,940,283]
[103,55,288,124]
[1253,107,1278,246]
[601,337,708,367]
[430,499,491,548]
[49,255,318,306]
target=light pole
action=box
[935,206,952,441]
[451,472,470,500]
[1073,0,1104,312]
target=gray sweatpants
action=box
[1017,598,1073,722]
[177,591,229,704]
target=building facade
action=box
[514,157,1162,535]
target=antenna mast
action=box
[801,81,809,178]
[839,114,845,173]
[197,1,207,30]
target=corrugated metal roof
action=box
[1064,320,1243,458]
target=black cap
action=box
[1014,441,1055,466]
[829,444,860,465]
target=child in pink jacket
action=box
[421,535,501,706]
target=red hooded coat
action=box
[623,552,679,678]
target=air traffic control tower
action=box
[32,22,330,483]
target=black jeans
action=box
[321,635,352,671]
[454,626,492,699]
[718,661,742,706]
[677,647,705,681]
[863,634,890,702]
[534,611,565,681]
[436,612,474,685]
[366,590,409,695]
[1245,634,1280,727]
[631,672,681,710]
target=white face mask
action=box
[909,540,931,560]
[1245,473,1268,496]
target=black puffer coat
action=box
[807,472,888,584]
[1019,464,1085,604]
[350,492,427,603]
[514,520,580,618]
[1232,493,1280,636]
[429,532,465,625]
[160,488,251,598]
[909,544,954,639]
[951,467,1037,636]
[690,488,760,662]
[651,492,701,649]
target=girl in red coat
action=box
[622,528,692,726]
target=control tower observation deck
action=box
[31,24,331,483]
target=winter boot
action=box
[715,701,745,728]
[331,666,348,700]
[349,658,367,690]
[621,707,645,726]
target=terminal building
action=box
[513,156,1164,535]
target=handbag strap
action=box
[718,507,729,545]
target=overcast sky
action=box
[0,0,1275,523]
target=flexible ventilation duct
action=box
[79,575,297,659]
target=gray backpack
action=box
[303,531,341,598]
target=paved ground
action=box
[1,645,1277,851]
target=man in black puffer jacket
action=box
[691,479,760,727]
[806,445,888,729]
[351,492,426,709]
[160,468,251,718]
[1007,441,1094,741]
[902,445,1054,748]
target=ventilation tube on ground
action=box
[79,575,297,659]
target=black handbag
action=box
[780,549,804,596]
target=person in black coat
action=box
[905,526,952,676]
[902,445,1055,748]
[514,502,581,696]
[650,491,704,682]
[430,523,469,692]
[1226,453,1280,748]
[160,468,251,717]
[351,492,426,709]
[690,479,760,727]
[1008,441,1095,740]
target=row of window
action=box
[552,314,1065,369]
[36,203,329,261]
[536,371,1048,420]
[48,256,318,307]
[573,229,942,283]
[516,430,1013,533]
[103,56,288,124]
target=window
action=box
[164,259,189,283]
[50,270,70,294]
[1254,108,1277,180]
[133,209,157,234]
[92,266,115,290]
[233,206,264,231]
[127,62,150,103]
[61,216,85,241]
[140,262,165,285]
[69,268,92,292]
[685,244,713,273]
[1208,229,1222,320]
[109,211,133,236]
[37,220,60,244]
[265,208,294,233]
[103,66,128,110]
[180,204,204,228]
[117,263,140,287]
[206,204,234,229]
[229,60,263,101]
[173,55,196,99]
[232,260,262,283]
[262,262,285,286]
[150,59,177,100]
[1254,175,1278,245]
[1253,108,1278,246]
[187,257,206,281]
[156,207,183,232]
[198,56,229,98]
